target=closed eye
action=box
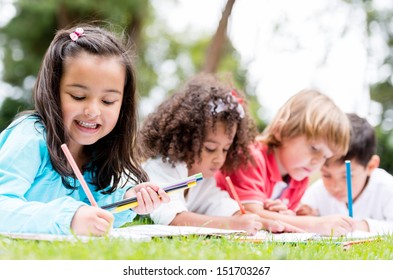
[311,145,329,159]
[311,145,318,152]
[102,100,116,105]
[70,94,85,101]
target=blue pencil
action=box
[345,160,353,217]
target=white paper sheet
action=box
[0,225,245,242]
[233,230,384,243]
[110,224,246,238]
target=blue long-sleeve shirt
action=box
[0,115,136,235]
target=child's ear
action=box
[366,155,380,175]
[273,131,281,142]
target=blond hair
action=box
[257,89,350,156]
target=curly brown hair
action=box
[139,74,257,173]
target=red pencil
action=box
[225,176,246,214]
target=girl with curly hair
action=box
[139,74,293,235]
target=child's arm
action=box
[170,211,263,235]
[353,220,370,231]
[264,198,295,215]
[295,204,319,216]
[358,186,393,234]
[233,210,304,233]
[244,202,355,236]
[0,119,96,235]
[356,218,393,233]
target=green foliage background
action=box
[0,0,264,128]
[1,0,393,171]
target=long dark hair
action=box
[30,23,147,193]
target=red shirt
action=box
[215,143,309,210]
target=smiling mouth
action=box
[76,120,99,129]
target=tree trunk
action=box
[56,1,71,29]
[128,14,143,55]
[202,0,236,73]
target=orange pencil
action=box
[61,143,98,207]
[225,176,246,214]
[342,238,379,249]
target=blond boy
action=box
[216,89,356,236]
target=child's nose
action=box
[332,184,345,197]
[213,152,226,166]
[84,102,101,118]
[311,153,325,166]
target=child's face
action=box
[320,160,369,203]
[60,52,125,154]
[275,135,333,181]
[188,121,236,179]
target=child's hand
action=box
[260,218,306,233]
[125,182,170,214]
[229,213,263,235]
[296,204,319,216]
[264,199,295,215]
[354,219,370,232]
[71,205,114,236]
[310,215,355,236]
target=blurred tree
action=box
[0,97,32,130]
[375,126,393,174]
[0,0,263,131]
[0,0,149,87]
[202,0,235,73]
[0,0,154,130]
[360,0,393,173]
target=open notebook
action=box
[232,230,383,243]
[0,225,385,243]
[110,224,245,238]
[0,224,245,242]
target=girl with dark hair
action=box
[0,24,169,236]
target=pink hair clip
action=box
[231,89,243,104]
[69,27,84,41]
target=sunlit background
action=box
[157,0,376,121]
[1,0,393,170]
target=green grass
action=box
[2,217,392,260]
[1,228,392,260]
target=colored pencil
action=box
[225,176,246,214]
[345,160,353,217]
[342,238,379,250]
[61,143,98,207]
[101,173,203,213]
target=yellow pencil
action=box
[103,176,201,213]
